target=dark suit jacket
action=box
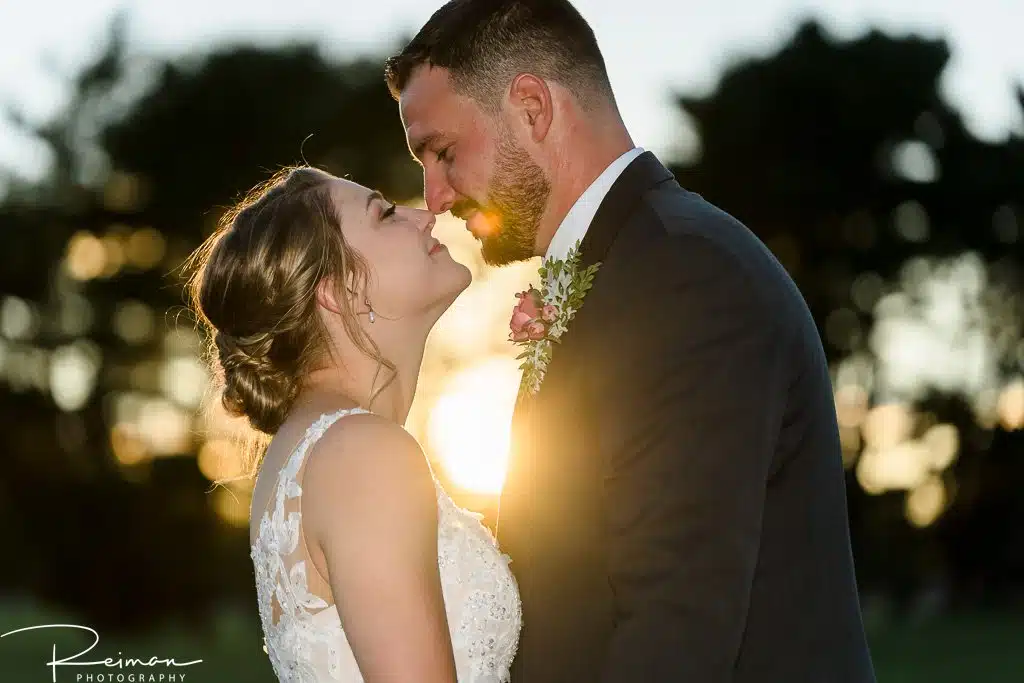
[496,152,876,682]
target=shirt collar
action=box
[544,147,645,263]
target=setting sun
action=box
[428,356,521,495]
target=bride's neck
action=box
[300,330,428,425]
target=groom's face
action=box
[399,66,551,266]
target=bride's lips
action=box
[428,239,446,256]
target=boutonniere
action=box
[509,240,600,399]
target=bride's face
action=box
[330,177,471,322]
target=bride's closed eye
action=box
[380,202,397,221]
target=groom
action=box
[387,1,876,681]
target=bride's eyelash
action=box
[381,202,397,220]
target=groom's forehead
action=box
[400,68,479,152]
[400,66,457,120]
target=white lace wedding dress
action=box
[250,408,521,682]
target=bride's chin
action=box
[443,261,473,294]
[431,276,472,316]
[456,263,473,290]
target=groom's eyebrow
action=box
[411,132,442,161]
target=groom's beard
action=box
[460,136,550,266]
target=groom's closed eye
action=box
[411,136,435,163]
[411,133,450,164]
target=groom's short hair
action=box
[384,0,614,112]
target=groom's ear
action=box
[508,73,552,143]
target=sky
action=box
[0,0,1021,181]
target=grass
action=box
[0,598,276,683]
[0,598,1020,682]
[866,611,1024,683]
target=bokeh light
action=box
[65,231,106,280]
[996,377,1024,430]
[905,475,948,528]
[49,340,102,411]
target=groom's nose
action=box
[424,167,455,215]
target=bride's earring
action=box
[366,299,376,324]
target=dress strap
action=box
[294,407,371,466]
[271,407,372,504]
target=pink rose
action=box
[542,304,558,322]
[526,320,547,340]
[511,328,530,342]
[510,309,533,333]
[516,289,542,319]
[509,287,548,342]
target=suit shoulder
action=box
[621,190,767,280]
[615,187,805,315]
[641,183,753,242]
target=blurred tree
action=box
[670,20,1024,608]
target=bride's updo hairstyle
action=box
[187,166,391,436]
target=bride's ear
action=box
[315,277,347,315]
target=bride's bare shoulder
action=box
[305,411,427,472]
[300,411,436,532]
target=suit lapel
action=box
[576,151,674,270]
[546,152,674,359]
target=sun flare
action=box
[428,356,521,495]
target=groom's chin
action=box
[480,238,533,267]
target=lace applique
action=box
[251,408,522,682]
[435,488,522,682]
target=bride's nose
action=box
[416,208,436,234]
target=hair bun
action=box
[215,331,297,434]
[187,166,385,439]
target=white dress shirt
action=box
[543,147,645,262]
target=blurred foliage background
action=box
[0,8,1022,682]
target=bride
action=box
[187,166,521,682]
